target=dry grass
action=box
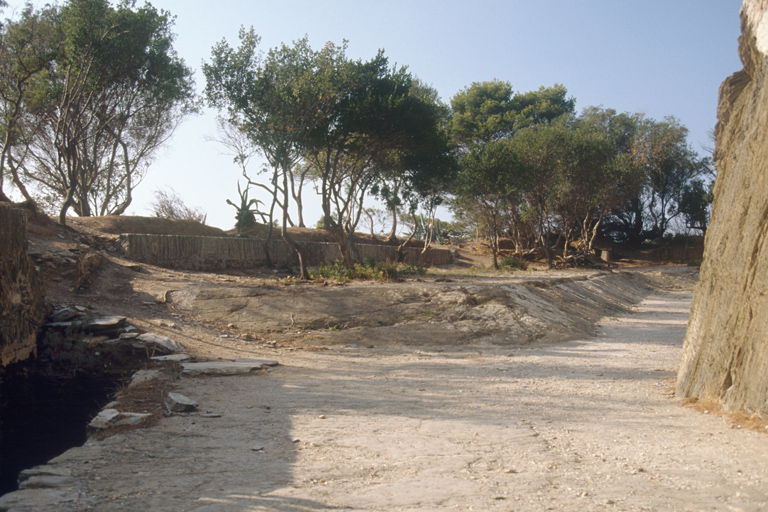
[682,396,768,433]
[69,215,227,237]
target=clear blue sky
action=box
[6,1,745,230]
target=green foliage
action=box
[678,179,713,233]
[0,0,195,219]
[310,258,426,282]
[499,255,529,271]
[450,79,516,145]
[226,181,266,236]
[450,81,575,146]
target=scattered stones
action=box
[251,445,264,452]
[165,392,198,413]
[200,412,221,418]
[181,358,278,376]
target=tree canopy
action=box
[0,0,195,224]
[205,31,454,272]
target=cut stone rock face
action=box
[676,0,768,417]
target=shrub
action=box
[499,255,529,271]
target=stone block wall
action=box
[676,0,768,417]
[0,204,45,366]
[118,234,454,270]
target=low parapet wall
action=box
[119,234,454,270]
[0,204,45,366]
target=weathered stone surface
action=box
[0,487,80,511]
[677,0,768,418]
[165,392,197,412]
[181,358,278,375]
[0,204,45,366]
[17,466,72,485]
[136,332,184,353]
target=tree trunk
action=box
[325,220,355,268]
[387,208,398,242]
[280,165,308,279]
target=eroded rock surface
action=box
[677,0,768,417]
[0,204,45,366]
[182,271,668,347]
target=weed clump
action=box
[310,258,427,282]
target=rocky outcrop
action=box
[676,1,768,417]
[0,204,45,366]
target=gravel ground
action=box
[3,276,768,512]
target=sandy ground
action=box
[3,274,768,511]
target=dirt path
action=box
[4,280,768,511]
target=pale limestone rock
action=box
[165,392,197,412]
[677,0,768,417]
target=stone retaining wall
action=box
[0,204,45,366]
[118,234,454,270]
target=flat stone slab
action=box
[166,392,197,412]
[88,409,152,429]
[87,316,127,333]
[151,353,191,362]
[181,358,278,376]
[18,467,73,489]
[136,332,184,353]
[128,369,162,388]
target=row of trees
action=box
[0,0,195,224]
[0,2,711,272]
[203,30,453,277]
[203,28,712,272]
[449,80,712,268]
